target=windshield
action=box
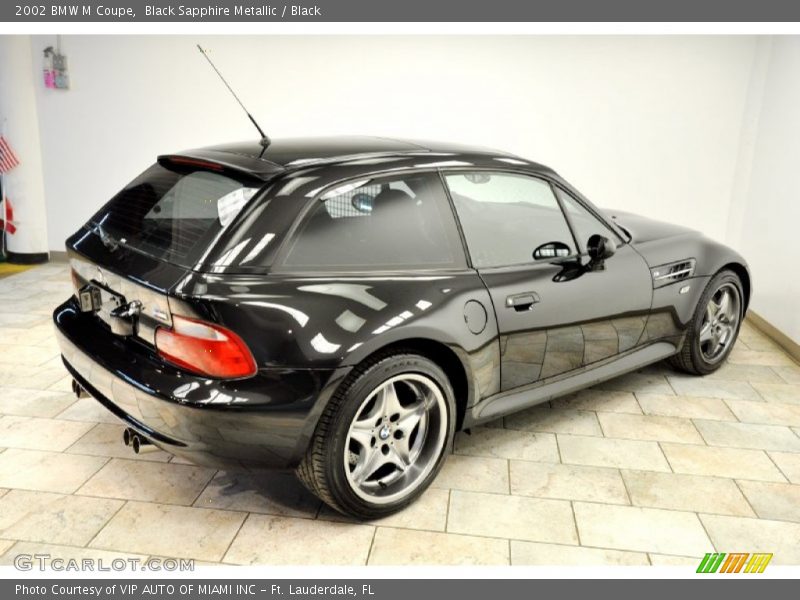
[90,163,261,268]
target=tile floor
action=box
[1,262,799,566]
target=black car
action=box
[54,136,750,519]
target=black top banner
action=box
[4,0,800,22]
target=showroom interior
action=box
[0,34,799,566]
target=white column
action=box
[0,35,49,259]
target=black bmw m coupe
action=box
[54,136,750,518]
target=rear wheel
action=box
[670,269,743,375]
[297,352,454,519]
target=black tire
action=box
[297,352,455,520]
[669,269,744,375]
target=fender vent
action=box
[651,259,696,288]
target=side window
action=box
[281,172,465,270]
[555,187,621,252]
[445,172,575,268]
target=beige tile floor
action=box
[1,262,800,566]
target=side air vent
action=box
[650,259,696,288]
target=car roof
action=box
[168,136,554,180]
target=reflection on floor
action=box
[0,262,799,566]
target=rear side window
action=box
[281,172,465,270]
[90,162,260,268]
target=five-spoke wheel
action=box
[344,374,447,504]
[698,282,741,364]
[670,269,744,375]
[297,352,454,519]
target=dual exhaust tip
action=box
[122,427,157,454]
[71,379,157,455]
[71,379,88,399]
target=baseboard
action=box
[747,310,800,364]
[4,251,49,265]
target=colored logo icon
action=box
[697,553,773,573]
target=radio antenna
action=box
[197,44,270,148]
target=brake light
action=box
[160,156,224,172]
[155,316,257,379]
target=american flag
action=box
[0,136,20,172]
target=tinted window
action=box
[445,172,575,268]
[91,163,259,267]
[555,187,621,251]
[282,173,465,270]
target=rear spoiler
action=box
[158,149,285,182]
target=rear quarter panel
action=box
[169,271,501,408]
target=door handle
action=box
[506,292,541,311]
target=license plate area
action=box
[80,281,135,336]
[70,258,173,345]
[78,286,103,313]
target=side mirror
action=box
[533,241,571,261]
[586,234,616,269]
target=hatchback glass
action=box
[90,162,260,268]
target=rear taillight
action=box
[155,316,257,379]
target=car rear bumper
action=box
[53,297,344,469]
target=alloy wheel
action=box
[698,282,741,364]
[344,373,447,504]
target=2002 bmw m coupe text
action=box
[53,137,750,518]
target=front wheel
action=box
[670,269,744,375]
[297,353,455,520]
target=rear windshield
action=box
[89,162,261,267]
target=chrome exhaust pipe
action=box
[131,433,157,454]
[123,428,158,454]
[71,379,88,399]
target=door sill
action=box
[467,341,677,426]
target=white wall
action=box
[25,34,799,342]
[0,36,49,255]
[728,37,800,344]
[30,35,757,251]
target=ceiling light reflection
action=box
[244,301,310,327]
[311,333,341,354]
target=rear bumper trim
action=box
[60,356,184,447]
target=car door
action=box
[443,170,653,392]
